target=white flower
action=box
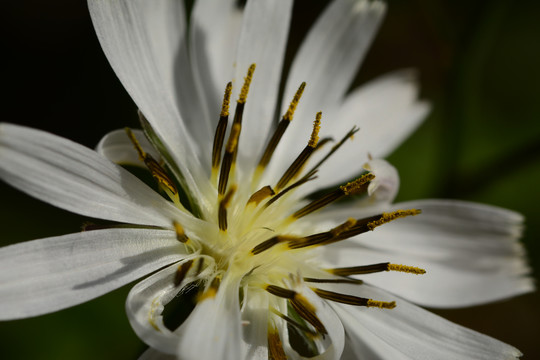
[0,0,533,359]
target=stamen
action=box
[303,277,363,285]
[256,82,306,174]
[238,64,256,105]
[291,173,375,219]
[251,235,300,255]
[264,172,318,209]
[387,263,426,275]
[265,284,296,299]
[268,326,287,360]
[275,112,322,191]
[174,260,194,286]
[305,126,359,176]
[290,293,327,335]
[313,288,396,309]
[211,82,233,176]
[340,173,376,195]
[173,221,189,243]
[308,112,322,148]
[367,209,422,230]
[328,262,426,276]
[125,128,179,202]
[219,185,237,231]
[330,218,357,237]
[247,186,275,206]
[218,123,241,195]
[271,309,318,336]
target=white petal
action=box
[364,158,400,203]
[88,0,208,197]
[176,276,245,360]
[126,257,214,354]
[96,129,159,166]
[190,0,243,134]
[0,228,185,320]
[329,283,522,359]
[232,0,293,170]
[272,0,386,175]
[0,124,194,227]
[321,199,533,308]
[241,290,269,360]
[334,69,430,159]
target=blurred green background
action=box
[2,0,539,358]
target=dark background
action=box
[1,0,539,358]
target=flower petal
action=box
[96,129,159,166]
[272,0,386,174]
[126,257,214,354]
[88,0,208,196]
[321,199,533,308]
[190,0,243,133]
[0,228,185,320]
[232,0,293,170]
[0,124,193,227]
[176,276,245,360]
[364,158,400,203]
[329,283,522,359]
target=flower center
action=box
[127,65,425,353]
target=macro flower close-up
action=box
[1,0,539,359]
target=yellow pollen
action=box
[238,64,256,104]
[387,263,426,275]
[367,300,396,309]
[220,82,232,117]
[367,209,422,230]
[308,112,322,148]
[226,123,241,153]
[340,173,375,195]
[283,82,306,121]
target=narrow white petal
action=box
[0,124,193,227]
[176,276,245,360]
[241,291,269,360]
[273,0,386,174]
[0,228,185,320]
[126,258,214,354]
[330,283,522,359]
[321,199,533,308]
[88,0,209,197]
[232,0,293,170]
[190,0,243,132]
[96,129,159,166]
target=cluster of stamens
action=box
[126,64,425,356]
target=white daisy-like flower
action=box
[0,0,533,359]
